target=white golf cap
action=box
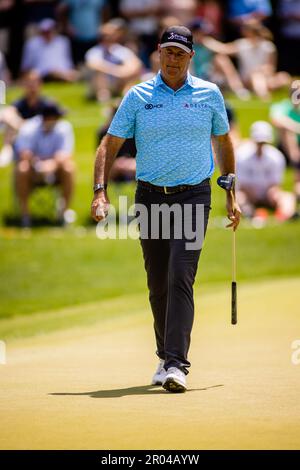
[250,121,273,143]
[39,18,56,32]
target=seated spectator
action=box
[190,19,250,100]
[270,93,300,200]
[236,121,296,221]
[21,18,78,82]
[203,20,291,100]
[85,20,142,102]
[0,70,50,167]
[57,0,109,65]
[97,103,136,182]
[14,101,75,227]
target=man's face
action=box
[42,116,59,132]
[159,45,194,82]
[24,74,41,95]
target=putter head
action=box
[217,173,235,191]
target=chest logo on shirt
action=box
[183,103,209,109]
[145,103,163,110]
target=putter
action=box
[217,174,237,325]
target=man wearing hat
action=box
[236,120,296,221]
[91,26,241,392]
[15,101,75,227]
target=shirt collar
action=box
[154,71,194,90]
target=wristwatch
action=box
[93,183,107,193]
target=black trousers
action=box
[135,180,211,374]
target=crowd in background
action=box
[0,0,300,226]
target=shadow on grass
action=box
[50,384,224,398]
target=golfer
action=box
[91,26,241,393]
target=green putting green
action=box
[0,277,299,450]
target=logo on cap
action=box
[168,32,188,43]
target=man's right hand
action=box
[91,191,110,222]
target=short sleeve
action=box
[85,46,102,64]
[270,100,289,120]
[57,121,74,154]
[211,86,230,136]
[270,148,286,185]
[14,117,40,154]
[107,89,136,139]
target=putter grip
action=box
[231,281,237,325]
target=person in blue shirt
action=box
[15,102,75,228]
[91,25,241,393]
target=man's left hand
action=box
[226,192,241,231]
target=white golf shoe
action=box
[163,367,187,393]
[151,359,167,385]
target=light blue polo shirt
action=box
[108,71,229,186]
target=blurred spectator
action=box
[14,101,75,227]
[0,70,50,167]
[190,20,251,100]
[162,0,197,26]
[85,19,142,102]
[270,92,300,199]
[97,103,136,182]
[204,20,291,100]
[276,0,300,75]
[21,18,78,81]
[57,0,110,65]
[195,0,224,38]
[119,0,161,68]
[236,121,296,221]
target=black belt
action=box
[137,178,210,194]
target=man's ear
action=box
[158,44,161,54]
[190,50,195,59]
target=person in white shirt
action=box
[21,18,78,82]
[236,121,296,220]
[85,19,143,101]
